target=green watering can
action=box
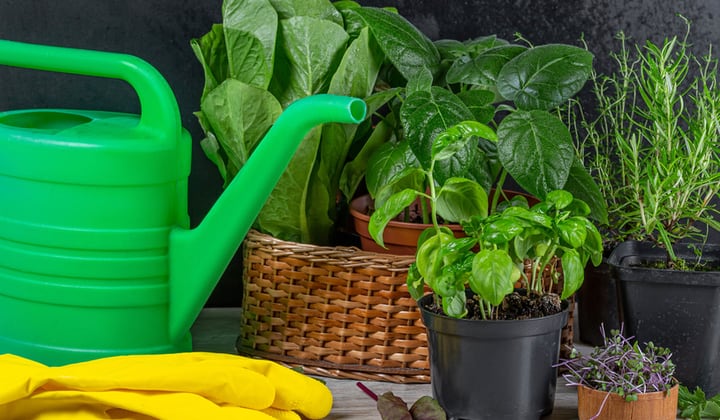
[0,40,366,365]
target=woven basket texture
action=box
[237,230,430,383]
[238,230,576,382]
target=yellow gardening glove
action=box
[0,352,332,420]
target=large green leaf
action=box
[328,27,383,98]
[436,178,489,223]
[497,110,574,199]
[456,89,496,124]
[353,7,440,81]
[222,0,277,88]
[223,29,269,88]
[190,24,229,103]
[365,140,421,198]
[497,44,593,110]
[269,0,343,24]
[271,16,349,107]
[400,87,474,169]
[339,118,394,200]
[255,127,323,242]
[200,79,283,178]
[445,44,526,88]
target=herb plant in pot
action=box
[369,121,604,419]
[341,7,607,255]
[557,327,678,420]
[569,19,720,394]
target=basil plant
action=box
[369,121,603,319]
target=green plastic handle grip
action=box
[0,39,180,143]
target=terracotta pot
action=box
[349,194,463,255]
[349,190,538,255]
[577,384,678,420]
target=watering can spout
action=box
[168,94,366,342]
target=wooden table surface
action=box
[191,308,683,420]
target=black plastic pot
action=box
[609,240,720,395]
[418,293,568,420]
[576,258,621,346]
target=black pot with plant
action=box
[569,17,720,393]
[368,120,604,419]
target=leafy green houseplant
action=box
[340,7,608,231]
[366,121,603,419]
[557,327,678,420]
[369,121,603,318]
[191,0,388,245]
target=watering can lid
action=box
[0,108,190,186]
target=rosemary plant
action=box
[568,17,720,267]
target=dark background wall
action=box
[1,1,718,306]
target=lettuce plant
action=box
[191,0,387,244]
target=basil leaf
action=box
[470,249,515,306]
[369,189,421,248]
[560,248,584,299]
[441,290,468,318]
[437,178,489,223]
[563,158,609,224]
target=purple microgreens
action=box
[555,325,676,402]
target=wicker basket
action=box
[237,230,576,383]
[237,230,430,383]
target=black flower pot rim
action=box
[417,292,569,337]
[608,240,720,286]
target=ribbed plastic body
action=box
[0,109,192,365]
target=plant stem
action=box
[491,170,509,213]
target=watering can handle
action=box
[0,39,180,141]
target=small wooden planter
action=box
[577,384,679,420]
